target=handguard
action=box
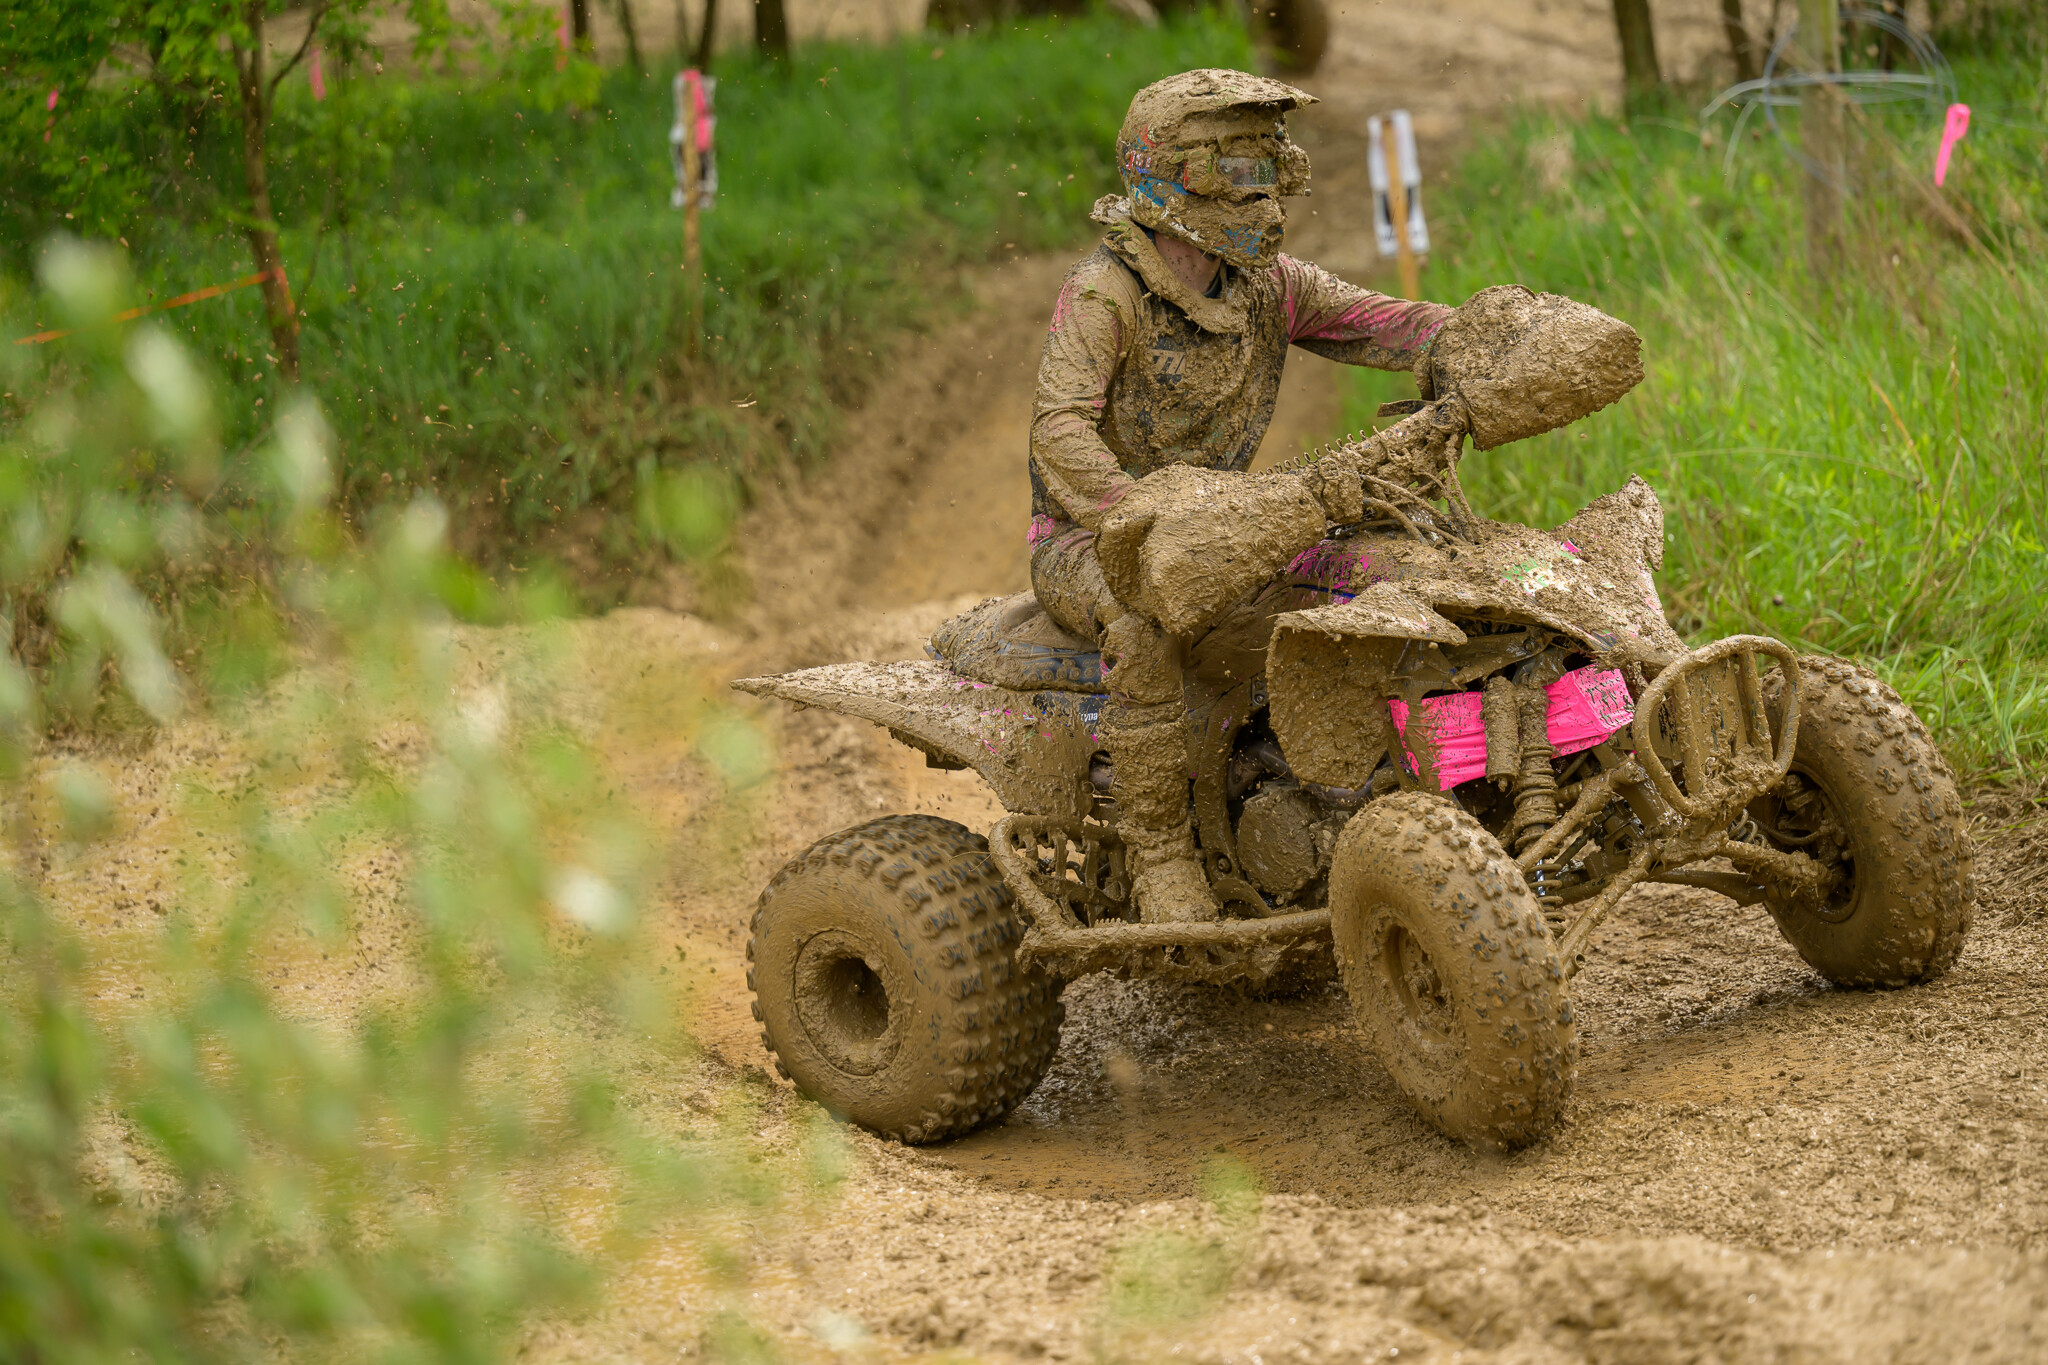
[1096,465,1329,636]
[1426,285,1643,452]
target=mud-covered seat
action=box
[928,593,1104,692]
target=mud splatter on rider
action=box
[1028,70,1452,923]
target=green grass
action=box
[6,11,1250,570]
[1335,45,2048,778]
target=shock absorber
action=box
[1506,682,1559,858]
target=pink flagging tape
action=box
[13,267,287,346]
[682,69,713,152]
[1936,103,1971,187]
[1389,664,1635,791]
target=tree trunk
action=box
[1879,0,1908,70]
[1610,0,1663,102]
[754,0,788,62]
[616,0,645,71]
[570,0,593,51]
[694,0,720,68]
[1797,0,1844,282]
[1720,0,1759,83]
[231,1,300,383]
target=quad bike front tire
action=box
[747,815,1064,1143]
[1751,656,1974,987]
[1327,792,1576,1147]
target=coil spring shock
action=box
[1507,684,1559,877]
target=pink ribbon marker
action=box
[309,48,326,101]
[683,69,712,152]
[1935,103,1971,187]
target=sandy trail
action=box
[607,4,2048,1359]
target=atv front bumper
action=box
[1519,635,1805,968]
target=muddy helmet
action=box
[1116,68,1315,271]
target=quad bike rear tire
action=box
[1327,792,1576,1147]
[747,815,1064,1143]
[1752,656,1974,987]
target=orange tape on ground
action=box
[13,267,288,345]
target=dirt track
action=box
[571,5,2048,1359]
[45,4,2048,1360]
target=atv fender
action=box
[733,660,1099,819]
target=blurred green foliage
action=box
[1088,1156,1261,1355]
[0,241,827,1362]
[3,9,1251,586]
[1338,44,2048,779]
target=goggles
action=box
[1178,140,1309,201]
[1216,155,1279,188]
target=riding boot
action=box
[1099,616,1219,924]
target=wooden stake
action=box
[681,83,703,359]
[1382,118,1420,301]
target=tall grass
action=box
[6,11,1250,568]
[1337,48,2048,777]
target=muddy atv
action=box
[734,288,1974,1148]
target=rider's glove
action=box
[1301,461,1366,525]
[1413,338,1440,402]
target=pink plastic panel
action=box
[1388,665,1635,791]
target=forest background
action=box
[0,1,2044,1361]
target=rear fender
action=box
[732,660,1099,819]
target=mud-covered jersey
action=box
[1028,231,1450,545]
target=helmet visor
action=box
[1179,138,1308,200]
[1215,155,1279,189]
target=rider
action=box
[1029,69,1453,923]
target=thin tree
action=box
[1797,0,1845,281]
[695,0,721,69]
[570,0,594,51]
[1720,0,1760,83]
[614,0,645,72]
[754,0,789,62]
[1610,0,1663,103]
[1878,0,1908,69]
[225,0,333,383]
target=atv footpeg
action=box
[989,815,1331,985]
